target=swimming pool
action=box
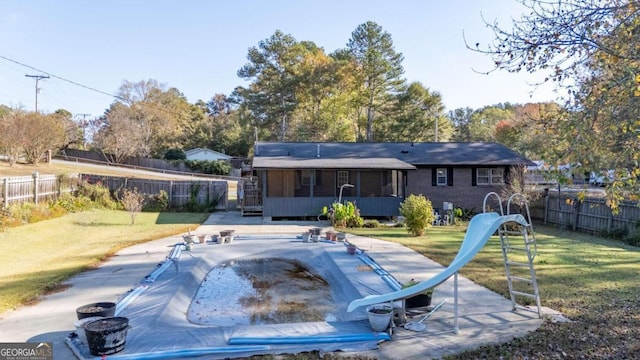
[66,234,396,359]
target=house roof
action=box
[252,156,416,170]
[253,142,533,167]
[185,148,231,159]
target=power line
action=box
[0,54,194,119]
[0,54,123,101]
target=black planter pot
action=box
[405,294,432,309]
[84,317,129,356]
[76,302,116,320]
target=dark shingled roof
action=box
[252,157,416,170]
[253,142,533,167]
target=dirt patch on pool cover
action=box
[188,258,335,326]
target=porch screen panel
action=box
[361,170,383,197]
[295,170,312,197]
[385,170,400,197]
[315,170,335,197]
[267,170,295,197]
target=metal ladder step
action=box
[510,290,538,299]
[508,275,534,284]
[505,260,531,267]
[503,245,530,252]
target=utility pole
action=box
[76,113,91,150]
[25,74,50,112]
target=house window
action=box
[436,168,448,186]
[477,168,504,185]
[337,171,349,187]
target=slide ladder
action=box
[483,193,542,318]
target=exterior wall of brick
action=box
[406,167,507,212]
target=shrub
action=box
[399,194,435,236]
[117,188,145,225]
[599,227,628,240]
[185,159,231,175]
[144,190,169,212]
[54,193,93,213]
[77,182,118,209]
[329,201,363,228]
[364,219,380,228]
[623,230,640,247]
[456,207,476,221]
[164,148,186,160]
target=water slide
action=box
[347,212,529,313]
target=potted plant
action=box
[366,304,393,331]
[346,243,357,255]
[325,230,336,241]
[402,279,434,308]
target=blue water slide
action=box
[347,212,528,312]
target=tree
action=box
[114,79,200,157]
[21,112,66,164]
[346,21,406,141]
[53,109,81,150]
[448,107,474,142]
[381,82,451,142]
[0,109,23,166]
[93,102,147,163]
[468,104,514,142]
[236,31,301,141]
[471,0,639,84]
[472,0,640,209]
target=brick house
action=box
[247,142,533,219]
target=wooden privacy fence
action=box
[530,192,640,233]
[1,174,62,208]
[80,174,228,210]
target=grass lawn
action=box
[0,209,209,314]
[347,223,640,359]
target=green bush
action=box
[623,230,640,247]
[164,148,186,160]
[599,227,628,240]
[399,194,435,236]
[623,222,640,247]
[329,201,363,228]
[364,219,380,228]
[144,190,169,212]
[53,193,92,213]
[456,207,476,221]
[77,183,118,209]
[185,159,231,175]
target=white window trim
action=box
[436,168,448,186]
[477,168,504,185]
[337,171,349,187]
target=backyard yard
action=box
[348,224,640,359]
[0,195,637,358]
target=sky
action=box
[0,0,562,120]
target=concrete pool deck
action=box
[0,211,549,359]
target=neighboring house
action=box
[525,161,559,185]
[526,161,588,185]
[248,142,533,219]
[185,148,232,162]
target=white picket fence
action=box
[1,174,61,208]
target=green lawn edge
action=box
[0,209,209,314]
